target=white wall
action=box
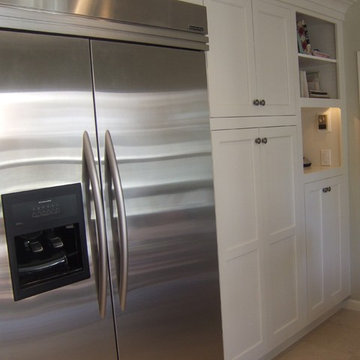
[344,1,360,300]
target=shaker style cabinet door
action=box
[211,128,267,360]
[252,0,296,116]
[259,126,303,348]
[305,176,350,322]
[205,0,295,117]
[212,125,303,359]
[206,0,257,117]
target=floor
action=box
[274,309,360,360]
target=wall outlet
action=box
[320,149,332,166]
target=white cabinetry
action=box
[205,0,295,118]
[305,176,350,322]
[212,125,302,360]
[295,6,351,326]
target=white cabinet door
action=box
[260,126,302,347]
[205,0,256,117]
[252,0,295,116]
[212,125,302,359]
[212,128,266,360]
[305,176,350,322]
[205,0,295,118]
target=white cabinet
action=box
[212,125,303,360]
[259,127,303,349]
[305,176,350,322]
[212,127,266,360]
[205,0,295,118]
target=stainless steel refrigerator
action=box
[0,2,223,360]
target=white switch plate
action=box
[320,149,332,166]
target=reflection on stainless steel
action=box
[0,0,208,35]
[92,40,223,359]
[0,30,117,360]
[105,131,129,311]
[0,9,222,359]
[82,131,108,318]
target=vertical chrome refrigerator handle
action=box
[82,131,107,319]
[105,130,129,311]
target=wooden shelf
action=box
[300,97,341,108]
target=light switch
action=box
[320,149,331,166]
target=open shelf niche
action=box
[302,107,342,175]
[297,12,338,100]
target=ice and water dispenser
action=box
[1,183,90,300]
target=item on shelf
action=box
[309,90,329,98]
[306,71,320,91]
[299,70,309,97]
[312,49,330,58]
[303,156,312,168]
[297,20,311,54]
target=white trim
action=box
[279,0,357,20]
[343,299,360,311]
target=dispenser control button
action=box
[30,241,43,253]
[49,236,64,249]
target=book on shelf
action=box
[299,70,309,97]
[309,90,328,95]
[309,90,330,98]
[306,71,320,91]
[299,70,329,98]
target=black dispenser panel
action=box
[1,183,90,301]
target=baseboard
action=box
[343,298,360,311]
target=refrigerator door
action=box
[0,31,117,360]
[91,40,224,359]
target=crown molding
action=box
[279,0,357,20]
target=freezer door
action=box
[91,40,224,359]
[0,31,117,360]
